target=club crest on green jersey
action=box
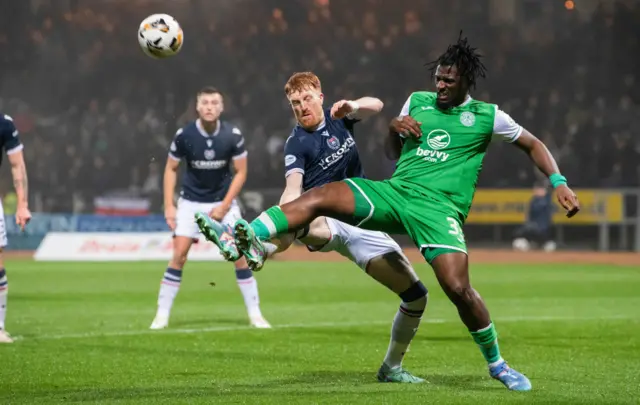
[460,111,476,127]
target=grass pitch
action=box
[1,258,639,404]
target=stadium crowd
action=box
[0,0,637,213]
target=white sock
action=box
[236,268,262,318]
[383,295,427,369]
[157,267,182,317]
[263,242,278,258]
[256,211,278,238]
[0,268,7,330]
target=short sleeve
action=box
[283,135,306,178]
[168,128,185,161]
[396,95,413,139]
[231,127,247,160]
[398,95,412,117]
[492,107,523,143]
[2,115,23,155]
[342,116,360,132]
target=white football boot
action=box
[250,315,272,329]
[0,329,14,343]
[149,313,170,330]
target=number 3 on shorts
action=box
[446,217,465,243]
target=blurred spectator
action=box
[512,181,556,252]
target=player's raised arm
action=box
[330,97,383,121]
[493,109,580,218]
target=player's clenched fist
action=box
[390,116,422,140]
[330,100,358,120]
[555,185,580,218]
[165,205,177,231]
[209,203,230,222]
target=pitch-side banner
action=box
[34,232,224,261]
[466,189,623,224]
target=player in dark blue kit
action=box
[0,114,32,343]
[196,73,428,383]
[150,87,270,330]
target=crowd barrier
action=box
[4,214,223,261]
[5,186,639,260]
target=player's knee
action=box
[446,282,477,305]
[170,236,193,268]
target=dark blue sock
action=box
[162,267,182,285]
[0,268,7,329]
[235,268,252,280]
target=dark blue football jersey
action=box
[0,114,23,167]
[284,108,364,191]
[168,119,246,203]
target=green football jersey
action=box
[392,91,522,220]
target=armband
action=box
[549,173,567,188]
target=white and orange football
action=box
[138,14,183,59]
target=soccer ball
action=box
[138,14,183,59]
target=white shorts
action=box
[174,197,242,239]
[309,217,402,270]
[0,200,6,248]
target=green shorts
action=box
[343,178,467,263]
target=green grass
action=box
[1,259,639,404]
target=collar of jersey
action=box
[196,118,221,137]
[460,95,473,106]
[435,95,473,112]
[299,117,326,133]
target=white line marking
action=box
[12,314,638,341]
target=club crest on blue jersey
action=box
[204,149,215,160]
[327,136,340,150]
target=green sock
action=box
[470,322,503,365]
[251,206,290,240]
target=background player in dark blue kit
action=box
[197,73,428,383]
[150,87,270,330]
[0,113,32,343]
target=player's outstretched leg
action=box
[233,219,268,271]
[195,212,241,261]
[234,182,355,271]
[196,213,279,267]
[366,252,427,383]
[431,253,531,391]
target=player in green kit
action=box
[203,34,581,391]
